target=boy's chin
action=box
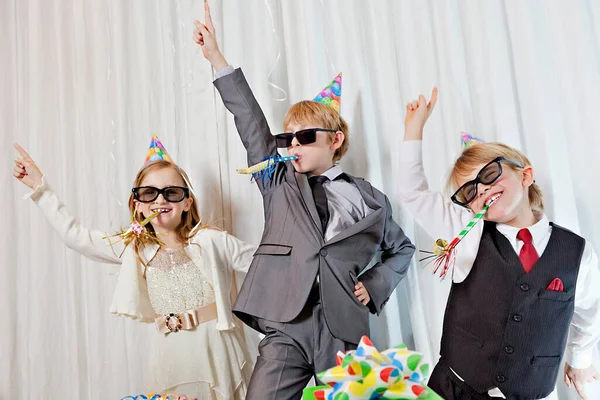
[292,163,308,174]
[485,207,513,224]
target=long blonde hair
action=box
[128,160,210,264]
[448,142,544,212]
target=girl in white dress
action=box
[12,139,255,399]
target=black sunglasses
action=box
[274,128,337,148]
[132,186,190,203]
[451,156,523,207]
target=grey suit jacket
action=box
[214,68,415,344]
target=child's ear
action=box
[183,197,193,212]
[132,200,145,219]
[521,166,535,187]
[330,130,345,151]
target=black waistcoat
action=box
[440,221,585,399]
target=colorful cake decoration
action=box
[302,336,442,399]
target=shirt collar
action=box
[495,212,550,246]
[310,164,344,180]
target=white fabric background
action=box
[2,0,599,398]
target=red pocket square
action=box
[546,278,564,292]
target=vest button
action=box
[520,283,530,291]
[504,345,514,354]
[513,314,523,322]
[496,375,506,383]
[320,249,328,257]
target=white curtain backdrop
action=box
[2,0,599,398]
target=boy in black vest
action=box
[398,90,600,399]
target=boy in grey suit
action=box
[195,5,415,399]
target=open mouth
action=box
[152,208,172,214]
[485,193,502,206]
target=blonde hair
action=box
[128,160,210,265]
[448,142,544,212]
[283,100,349,162]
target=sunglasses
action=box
[451,156,523,207]
[274,128,338,148]
[132,186,190,203]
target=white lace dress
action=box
[145,247,251,399]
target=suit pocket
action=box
[454,325,484,349]
[538,289,574,302]
[531,355,561,367]
[254,244,292,256]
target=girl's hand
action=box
[404,87,438,141]
[13,143,43,189]
[194,2,228,71]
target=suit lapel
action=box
[295,172,324,235]
[325,176,384,245]
[350,176,382,211]
[325,207,383,245]
[295,171,385,244]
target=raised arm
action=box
[195,4,286,194]
[397,90,483,283]
[14,144,123,264]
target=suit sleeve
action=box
[359,195,415,315]
[213,68,288,194]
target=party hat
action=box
[145,134,173,164]
[461,132,485,149]
[313,73,342,112]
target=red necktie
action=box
[517,228,539,273]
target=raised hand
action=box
[13,143,43,189]
[193,2,228,71]
[404,87,438,141]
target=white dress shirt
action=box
[397,140,600,398]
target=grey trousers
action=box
[245,292,357,400]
